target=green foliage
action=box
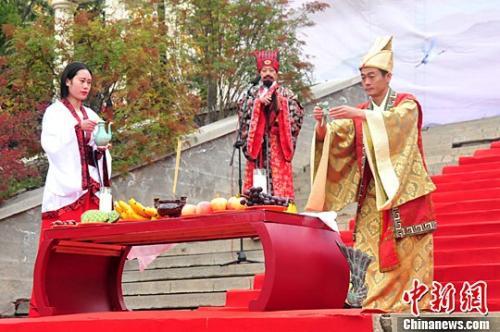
[67,9,199,173]
[0,5,199,202]
[0,0,53,55]
[0,0,326,202]
[0,14,54,202]
[171,0,329,118]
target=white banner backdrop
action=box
[298,0,500,124]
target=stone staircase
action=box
[122,238,264,310]
[121,116,500,311]
[339,141,500,311]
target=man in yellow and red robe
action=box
[306,37,437,312]
[238,50,304,198]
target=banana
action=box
[286,202,298,214]
[143,207,158,218]
[113,198,158,221]
[117,200,144,220]
[127,210,147,220]
[114,202,124,214]
[114,201,128,219]
[117,200,131,212]
[129,198,158,219]
[129,198,152,218]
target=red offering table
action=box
[32,210,349,316]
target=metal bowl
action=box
[154,196,187,217]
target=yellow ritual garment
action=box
[306,90,437,312]
[356,180,433,311]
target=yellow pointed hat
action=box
[360,36,393,72]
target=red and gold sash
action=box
[246,84,294,162]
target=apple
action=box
[210,197,227,212]
[181,204,197,216]
[196,201,212,215]
[227,196,246,210]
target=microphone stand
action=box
[264,90,277,196]
[223,80,262,266]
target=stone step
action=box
[474,148,500,157]
[427,163,451,176]
[432,169,500,184]
[436,210,500,224]
[434,199,500,214]
[435,178,500,193]
[432,188,500,203]
[423,145,489,157]
[425,119,500,131]
[142,238,263,257]
[122,262,265,283]
[435,248,500,266]
[435,263,500,282]
[123,275,254,296]
[224,289,260,308]
[459,155,500,165]
[125,249,264,271]
[124,291,227,310]
[442,162,500,174]
[423,131,497,142]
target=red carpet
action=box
[341,141,500,311]
[225,142,500,316]
[0,309,373,332]
[428,142,500,311]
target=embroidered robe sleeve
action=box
[279,87,304,154]
[237,88,258,161]
[238,86,304,161]
[362,99,436,211]
[306,119,360,212]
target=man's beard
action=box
[262,76,274,88]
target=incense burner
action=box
[154,196,187,217]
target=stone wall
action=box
[1,76,499,315]
[0,115,243,316]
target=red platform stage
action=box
[31,210,349,316]
[5,142,499,332]
[4,210,368,331]
[0,309,374,332]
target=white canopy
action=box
[298,0,500,124]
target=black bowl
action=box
[154,197,187,217]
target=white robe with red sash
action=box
[41,100,111,220]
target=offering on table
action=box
[240,186,290,209]
[80,209,120,224]
[114,198,158,221]
[154,196,187,217]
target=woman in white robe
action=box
[30,62,111,318]
[40,62,111,231]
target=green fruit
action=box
[81,210,109,223]
[107,210,120,223]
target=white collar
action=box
[371,89,390,112]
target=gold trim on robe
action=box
[307,119,359,212]
[363,99,436,211]
[306,91,436,312]
[356,181,433,312]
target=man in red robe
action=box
[238,50,304,198]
